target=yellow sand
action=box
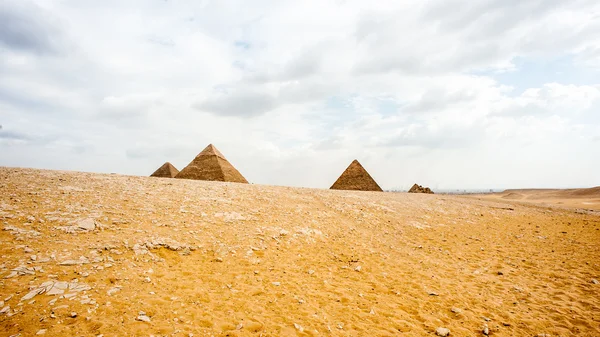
[0,167,599,336]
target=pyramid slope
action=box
[150,162,179,178]
[330,160,382,192]
[175,144,248,183]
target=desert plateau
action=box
[0,167,599,336]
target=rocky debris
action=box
[294,323,304,332]
[59,256,90,266]
[451,307,462,314]
[483,324,489,335]
[408,183,434,194]
[107,287,121,296]
[436,327,450,336]
[592,279,599,284]
[0,305,10,314]
[5,265,36,278]
[133,237,195,255]
[21,281,91,301]
[3,225,42,238]
[36,329,47,335]
[55,218,99,233]
[70,312,77,318]
[136,311,151,322]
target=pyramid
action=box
[175,144,248,183]
[408,183,434,194]
[330,159,382,191]
[150,162,179,178]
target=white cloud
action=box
[1,0,600,190]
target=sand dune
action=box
[0,168,599,336]
[485,187,600,211]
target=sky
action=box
[1,0,599,191]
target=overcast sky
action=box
[1,0,599,190]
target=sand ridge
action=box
[0,167,599,336]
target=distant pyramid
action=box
[330,159,382,191]
[150,162,179,178]
[408,183,434,194]
[175,144,248,183]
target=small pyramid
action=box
[150,162,179,178]
[408,183,434,194]
[175,144,248,183]
[330,159,382,191]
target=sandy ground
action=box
[476,188,600,211]
[0,167,599,337]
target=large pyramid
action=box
[150,162,179,178]
[330,159,383,192]
[175,144,248,183]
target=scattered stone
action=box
[36,329,46,335]
[592,279,599,285]
[272,282,281,287]
[70,312,77,318]
[483,324,489,335]
[0,305,10,314]
[59,257,90,266]
[31,255,37,261]
[5,265,35,278]
[77,218,96,231]
[136,311,151,322]
[354,266,362,272]
[502,322,511,326]
[428,291,439,296]
[107,287,121,296]
[497,271,504,275]
[482,316,491,322]
[294,323,304,332]
[24,247,34,253]
[451,307,462,314]
[436,327,450,336]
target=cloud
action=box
[0,1,65,54]
[1,0,600,189]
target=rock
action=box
[77,218,96,231]
[497,271,504,275]
[294,323,304,332]
[36,329,47,335]
[136,312,151,322]
[272,282,281,286]
[592,279,599,284]
[70,312,77,318]
[107,287,121,296]
[0,305,10,314]
[451,307,462,314]
[354,266,362,272]
[60,257,89,266]
[436,327,450,336]
[483,324,489,335]
[482,316,491,322]
[408,183,434,194]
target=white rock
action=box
[294,323,304,332]
[36,329,47,335]
[136,314,151,322]
[592,279,599,284]
[77,218,96,231]
[272,282,281,286]
[483,324,489,335]
[436,327,450,336]
[0,305,10,314]
[451,307,462,314]
[107,287,121,296]
[354,266,362,272]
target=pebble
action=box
[136,312,151,322]
[36,329,47,335]
[436,327,450,336]
[0,306,10,314]
[70,312,77,318]
[354,266,362,272]
[592,279,599,285]
[451,307,462,314]
[272,282,281,287]
[483,324,489,335]
[294,323,304,332]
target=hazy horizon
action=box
[1,0,600,190]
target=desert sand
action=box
[1,167,599,336]
[477,187,600,211]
